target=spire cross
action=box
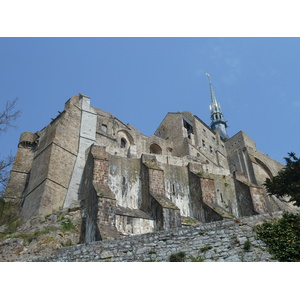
[205,72,211,83]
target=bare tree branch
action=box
[0,153,14,189]
[0,98,21,196]
[0,154,15,197]
[0,98,21,134]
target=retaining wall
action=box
[30,211,285,262]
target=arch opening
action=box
[150,143,162,155]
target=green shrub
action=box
[169,251,186,262]
[254,212,300,262]
[243,239,251,251]
[61,219,75,231]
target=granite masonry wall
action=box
[30,211,285,262]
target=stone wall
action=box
[14,95,83,219]
[30,212,285,262]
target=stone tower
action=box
[206,73,229,140]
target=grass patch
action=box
[181,219,198,226]
[12,225,59,244]
[61,219,75,231]
[200,245,212,252]
[189,254,205,262]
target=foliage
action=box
[12,226,58,244]
[254,212,300,262]
[200,245,212,252]
[0,197,21,240]
[189,254,205,262]
[181,218,198,225]
[61,219,75,231]
[169,250,206,262]
[169,251,186,262]
[243,239,251,251]
[264,152,300,206]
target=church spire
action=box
[205,73,229,140]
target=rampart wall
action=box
[30,211,284,262]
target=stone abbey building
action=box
[4,77,295,243]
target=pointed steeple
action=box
[205,73,229,140]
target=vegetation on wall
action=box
[254,211,300,262]
[0,197,21,240]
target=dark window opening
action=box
[172,184,175,195]
[122,176,126,196]
[183,119,193,138]
[121,138,126,148]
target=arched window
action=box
[120,138,127,148]
[101,124,107,132]
[117,130,134,146]
[150,143,162,154]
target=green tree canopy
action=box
[264,152,300,206]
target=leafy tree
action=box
[0,98,20,196]
[255,211,300,262]
[264,152,300,207]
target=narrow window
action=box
[121,138,126,148]
[101,124,107,132]
[122,177,126,196]
[202,139,206,147]
[210,146,213,153]
[183,119,193,138]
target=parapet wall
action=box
[31,211,285,262]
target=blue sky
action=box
[1,37,300,164]
[1,1,299,295]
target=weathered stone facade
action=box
[4,93,297,245]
